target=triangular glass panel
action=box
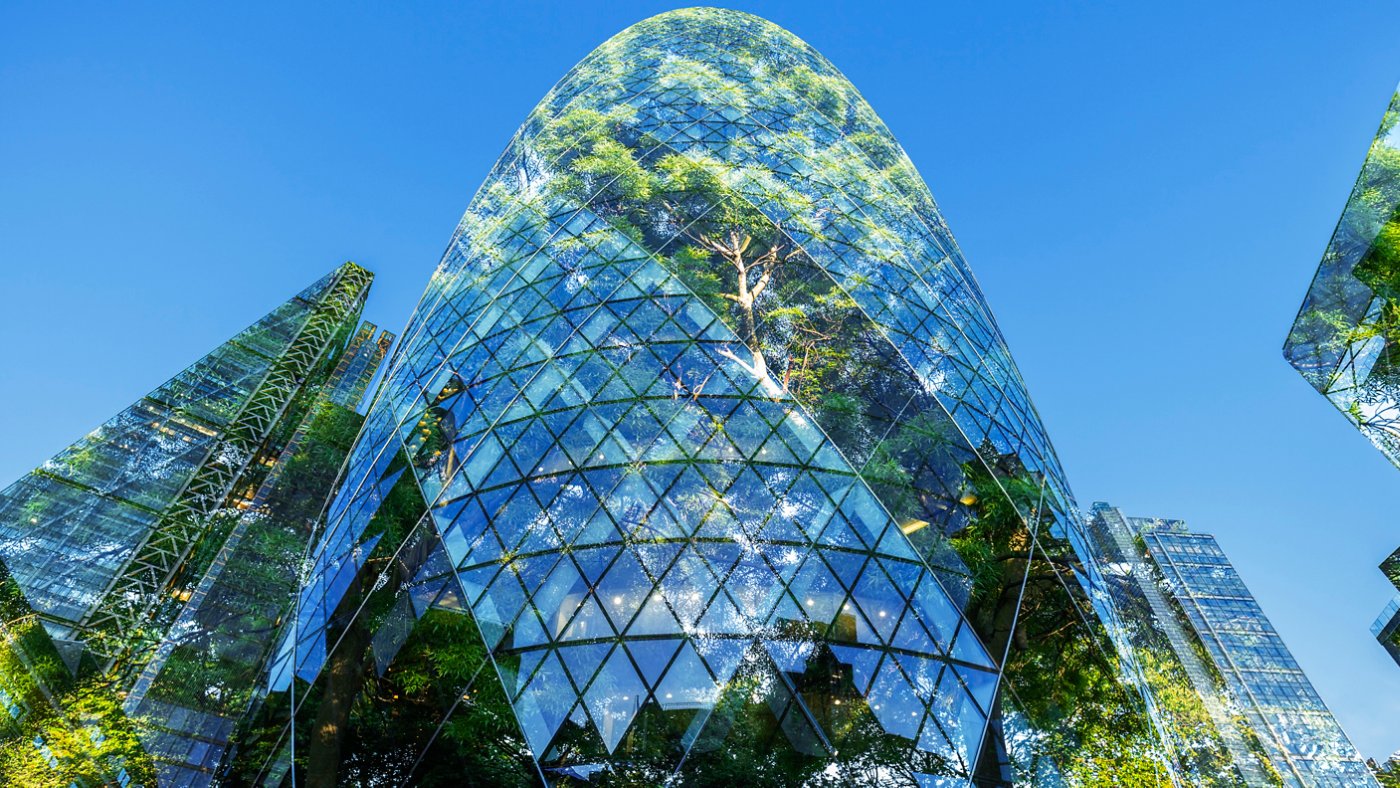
[692,636,748,686]
[511,608,552,649]
[865,657,922,740]
[626,638,682,689]
[816,512,868,551]
[764,639,814,675]
[696,589,744,636]
[655,640,720,711]
[559,642,614,690]
[932,663,987,770]
[513,651,574,757]
[583,646,647,754]
[633,541,683,580]
[561,594,616,643]
[573,546,620,586]
[597,551,649,631]
[787,552,845,628]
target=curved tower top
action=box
[436,7,1076,519]
[271,9,1179,787]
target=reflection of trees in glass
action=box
[330,609,533,787]
[1289,91,1400,448]
[232,533,535,786]
[534,99,976,539]
[153,401,365,718]
[534,637,965,787]
[299,454,431,787]
[1106,588,1261,786]
[0,680,155,788]
[498,33,1173,781]
[233,421,528,787]
[268,9,1190,783]
[1375,757,1400,787]
[0,570,154,787]
[952,466,1168,785]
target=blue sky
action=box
[3,0,1399,761]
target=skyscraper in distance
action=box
[1087,504,1271,787]
[1089,503,1379,788]
[254,9,1191,786]
[1144,522,1376,786]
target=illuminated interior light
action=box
[899,519,929,535]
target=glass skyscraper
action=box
[1376,543,1400,666]
[0,263,389,786]
[1086,504,1270,787]
[1090,504,1376,787]
[1284,81,1400,666]
[1286,81,1400,467]
[1146,525,1376,786]
[253,9,1184,787]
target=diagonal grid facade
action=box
[261,9,1181,787]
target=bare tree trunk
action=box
[698,230,787,383]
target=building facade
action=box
[1372,595,1400,666]
[0,263,388,786]
[1090,504,1376,787]
[1283,82,1400,664]
[1377,552,1400,668]
[1285,82,1400,468]
[248,9,1190,787]
[1087,504,1270,787]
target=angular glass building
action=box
[1141,521,1375,786]
[1375,543,1400,665]
[0,263,389,786]
[1372,594,1400,667]
[1089,503,1378,787]
[1283,81,1400,672]
[1286,82,1400,467]
[1086,505,1270,787]
[252,9,1188,786]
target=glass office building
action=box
[0,263,386,786]
[256,9,1181,786]
[1086,504,1271,787]
[1090,503,1380,787]
[1284,82,1400,665]
[1286,82,1400,468]
[1372,596,1400,666]
[1131,514,1374,787]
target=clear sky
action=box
[3,0,1399,762]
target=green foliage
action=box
[780,65,851,130]
[148,400,365,718]
[0,680,156,788]
[536,106,638,162]
[242,10,1199,782]
[523,57,1178,781]
[574,138,656,207]
[1375,757,1400,788]
[948,465,1171,784]
[1131,648,1248,785]
[273,399,365,526]
[1292,92,1400,377]
[320,609,535,787]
